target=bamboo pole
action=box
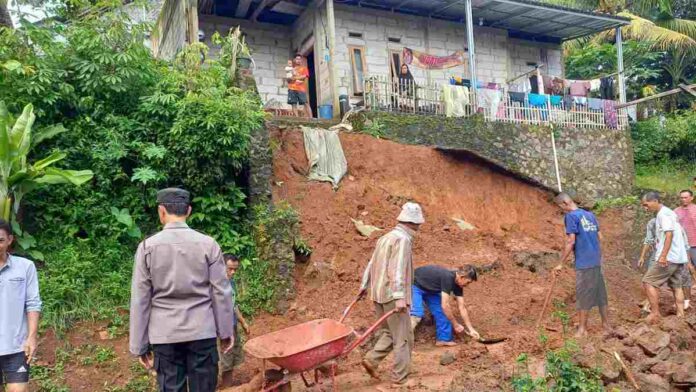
[613,351,642,391]
[616,84,696,109]
[326,0,340,118]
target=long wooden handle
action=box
[339,295,362,323]
[613,351,642,391]
[536,274,558,329]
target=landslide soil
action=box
[234,128,649,391]
[32,127,657,391]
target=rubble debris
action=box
[452,218,476,231]
[633,326,670,356]
[351,218,382,237]
[440,351,457,366]
[513,251,559,273]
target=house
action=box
[151,0,631,128]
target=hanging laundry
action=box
[570,81,591,97]
[542,75,554,94]
[573,96,588,106]
[600,77,614,100]
[626,106,637,122]
[509,79,531,93]
[529,75,542,94]
[587,98,604,111]
[477,88,502,119]
[528,93,548,108]
[550,95,563,107]
[563,95,573,111]
[450,76,470,87]
[528,93,549,120]
[487,82,500,90]
[589,79,601,92]
[508,92,525,104]
[604,100,618,129]
[443,84,470,117]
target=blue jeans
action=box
[410,285,453,342]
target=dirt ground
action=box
[31,127,687,391]
[226,128,653,391]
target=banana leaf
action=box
[35,168,94,185]
[7,169,29,187]
[0,109,11,179]
[33,151,66,171]
[32,124,67,148]
[9,103,34,155]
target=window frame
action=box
[348,45,368,96]
[389,50,403,80]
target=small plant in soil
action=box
[293,237,313,261]
[95,346,117,364]
[512,304,604,392]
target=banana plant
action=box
[0,101,94,223]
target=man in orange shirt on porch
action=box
[287,53,309,117]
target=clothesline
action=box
[506,64,545,85]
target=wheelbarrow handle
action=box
[338,293,363,323]
[341,308,399,356]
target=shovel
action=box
[456,329,508,344]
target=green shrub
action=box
[592,196,639,215]
[631,110,696,164]
[635,161,696,194]
[1,12,266,330]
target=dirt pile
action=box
[30,126,686,391]
[226,126,662,391]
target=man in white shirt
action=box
[640,192,689,323]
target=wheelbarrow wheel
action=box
[264,369,291,392]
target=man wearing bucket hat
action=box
[129,188,235,392]
[359,202,424,386]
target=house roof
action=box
[218,0,629,43]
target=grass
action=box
[635,162,695,194]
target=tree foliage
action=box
[0,12,266,329]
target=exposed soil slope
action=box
[33,127,688,391]
[235,128,653,391]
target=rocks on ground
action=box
[513,251,559,274]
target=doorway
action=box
[306,50,317,118]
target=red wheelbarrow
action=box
[244,296,396,391]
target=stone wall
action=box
[365,113,634,203]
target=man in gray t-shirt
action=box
[0,220,41,391]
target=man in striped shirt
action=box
[675,189,696,309]
[359,202,424,386]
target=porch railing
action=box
[364,75,628,130]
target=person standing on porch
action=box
[554,193,612,337]
[287,53,309,118]
[129,188,235,392]
[359,202,424,387]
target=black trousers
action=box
[152,338,219,392]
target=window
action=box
[388,37,401,43]
[348,32,364,39]
[389,50,402,80]
[349,46,367,95]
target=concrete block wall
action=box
[508,39,564,82]
[200,16,293,105]
[200,6,566,108]
[331,5,564,98]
